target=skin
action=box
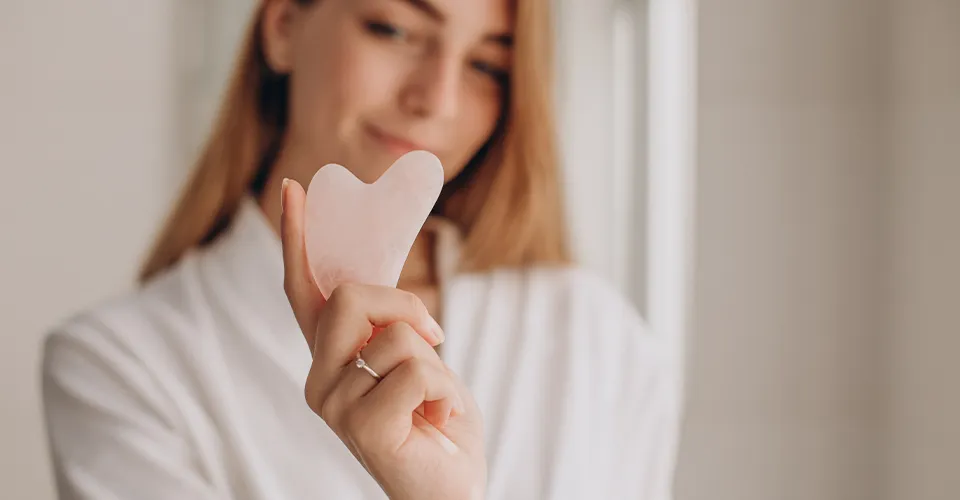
[257,0,514,497]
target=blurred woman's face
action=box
[262,0,514,184]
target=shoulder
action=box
[41,255,219,459]
[528,265,644,319]
[43,252,209,382]
[520,266,668,361]
[453,265,672,389]
[457,264,632,304]
[474,264,652,336]
[516,266,678,418]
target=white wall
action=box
[556,0,697,394]
[555,0,630,292]
[887,1,960,498]
[0,2,180,498]
[678,1,889,499]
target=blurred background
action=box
[1,0,957,499]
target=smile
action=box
[365,124,429,156]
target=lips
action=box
[366,124,429,155]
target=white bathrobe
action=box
[42,199,680,499]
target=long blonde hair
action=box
[139,0,570,282]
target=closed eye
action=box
[471,60,510,85]
[365,21,408,41]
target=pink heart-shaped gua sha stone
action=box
[303,150,445,299]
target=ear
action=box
[261,0,302,74]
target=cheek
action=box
[472,93,503,140]
[286,42,343,151]
[334,35,407,130]
[288,27,400,153]
[448,90,502,172]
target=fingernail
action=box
[281,178,290,212]
[428,316,445,344]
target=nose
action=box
[399,48,461,121]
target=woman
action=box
[42,0,679,498]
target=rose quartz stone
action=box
[303,150,445,299]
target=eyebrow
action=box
[396,0,514,47]
[398,0,445,22]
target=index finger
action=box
[316,284,445,362]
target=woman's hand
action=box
[279,179,486,500]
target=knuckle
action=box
[381,322,419,355]
[318,397,337,426]
[304,383,324,418]
[305,372,337,425]
[401,357,432,383]
[401,290,426,316]
[328,283,361,314]
[317,387,346,429]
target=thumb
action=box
[280,178,326,352]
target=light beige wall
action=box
[887,1,960,498]
[0,2,180,498]
[678,1,889,499]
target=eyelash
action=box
[471,61,510,86]
[365,21,408,41]
[365,20,509,86]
